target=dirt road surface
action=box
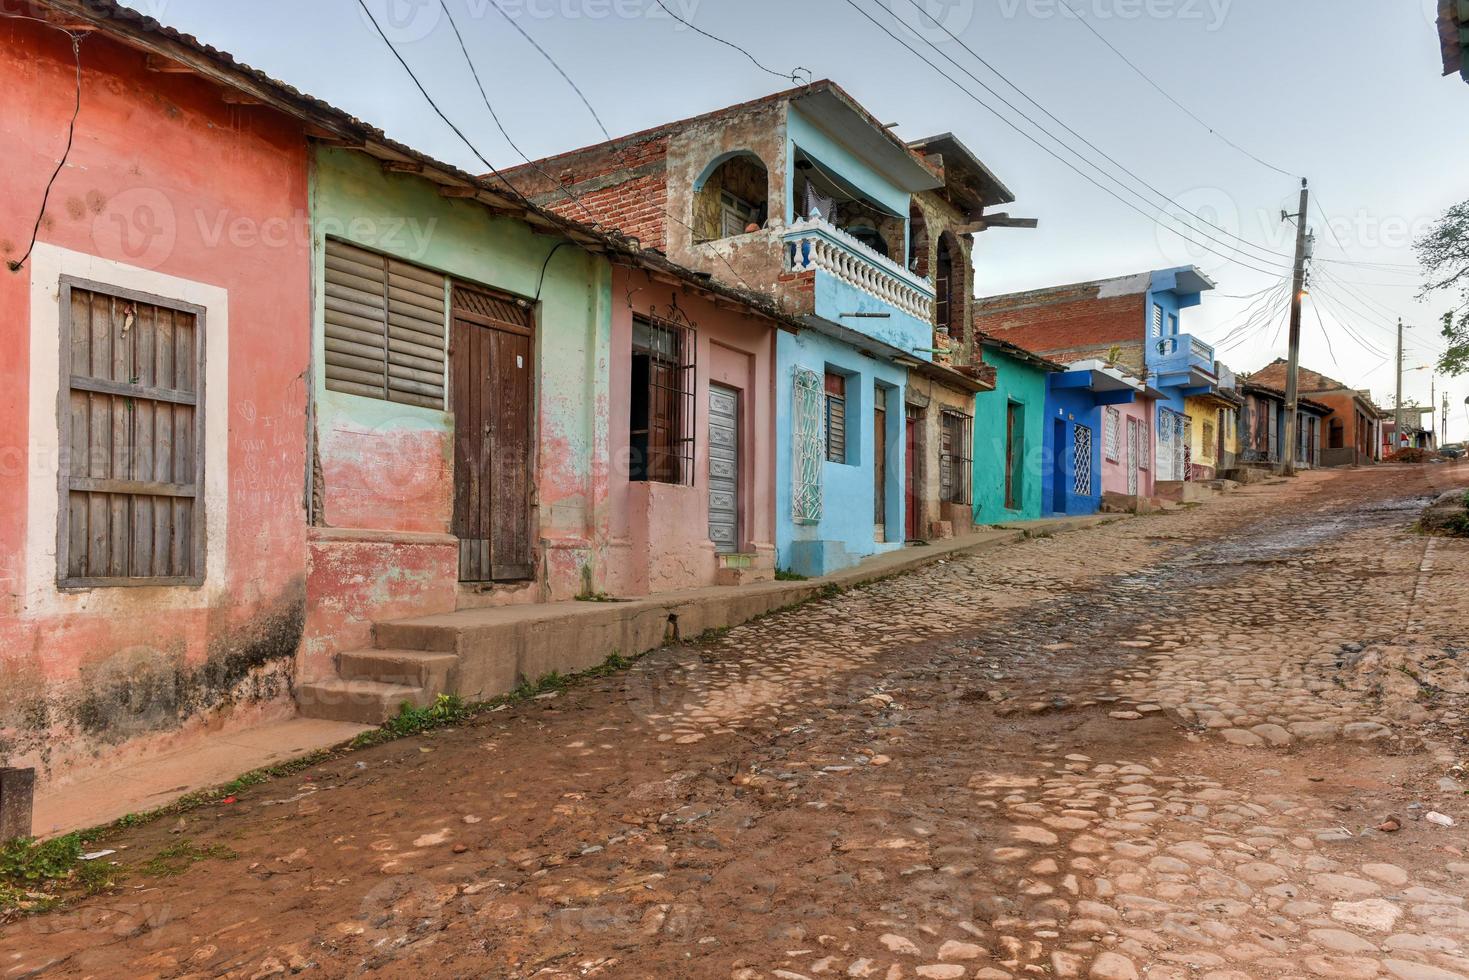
[5,465,1469,980]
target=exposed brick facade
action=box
[973,279,1149,375]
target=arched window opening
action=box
[693,153,769,243]
[934,233,960,341]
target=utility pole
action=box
[1280,178,1310,476]
[1444,390,1451,446]
[1394,318,1405,454]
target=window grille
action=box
[58,278,206,586]
[630,315,695,485]
[939,410,973,505]
[1103,406,1121,461]
[792,368,824,524]
[1073,424,1093,496]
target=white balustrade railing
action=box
[782,218,935,323]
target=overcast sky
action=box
[122,0,1469,439]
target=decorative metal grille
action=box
[1139,418,1150,470]
[1182,416,1193,482]
[1156,410,1175,479]
[792,368,825,525]
[1103,406,1121,461]
[939,410,973,505]
[1073,424,1093,496]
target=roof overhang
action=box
[791,87,943,194]
[1062,359,1147,394]
[1150,266,1216,299]
[907,132,1015,208]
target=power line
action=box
[6,14,85,272]
[1309,298,1339,368]
[1054,0,1299,181]
[837,0,1292,278]
[650,0,810,85]
[356,0,532,204]
[436,0,599,224]
[886,0,1299,273]
[483,0,765,294]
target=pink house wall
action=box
[605,267,777,595]
[0,20,312,785]
[1100,396,1156,499]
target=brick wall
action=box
[973,292,1146,360]
[501,133,672,252]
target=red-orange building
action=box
[1248,359,1383,466]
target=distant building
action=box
[1247,359,1382,466]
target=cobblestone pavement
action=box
[5,465,1469,980]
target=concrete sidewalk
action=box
[33,513,1119,836]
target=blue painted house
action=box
[1043,361,1150,515]
[1142,268,1220,483]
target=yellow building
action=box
[1184,392,1243,479]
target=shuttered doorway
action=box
[451,284,533,582]
[707,385,740,554]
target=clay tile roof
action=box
[1248,357,1350,393]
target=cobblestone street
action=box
[5,466,1469,980]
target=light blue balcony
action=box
[1148,332,1217,391]
[783,218,936,361]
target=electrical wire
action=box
[892,0,1298,271]
[483,0,765,295]
[837,0,1292,278]
[1309,299,1339,368]
[437,0,600,224]
[356,0,533,205]
[650,0,810,85]
[7,17,85,272]
[1053,0,1299,181]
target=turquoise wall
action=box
[973,349,1051,524]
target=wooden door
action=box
[707,385,740,554]
[451,285,533,582]
[904,410,920,540]
[873,389,887,531]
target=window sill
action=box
[58,576,205,591]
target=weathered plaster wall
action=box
[605,266,777,595]
[1185,395,1222,479]
[0,21,311,782]
[304,148,611,676]
[973,350,1049,524]
[1100,397,1156,499]
[775,330,908,576]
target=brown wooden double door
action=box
[451,284,533,582]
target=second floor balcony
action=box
[782,217,936,360]
[1148,331,1216,390]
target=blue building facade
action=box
[1043,363,1148,515]
[1142,267,1220,483]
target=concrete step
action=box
[296,678,430,725]
[715,565,775,586]
[339,649,458,691]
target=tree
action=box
[1415,199,1469,375]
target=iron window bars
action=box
[631,314,695,486]
[939,409,973,505]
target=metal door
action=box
[1126,418,1140,496]
[451,285,533,582]
[707,384,740,554]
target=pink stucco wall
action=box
[0,21,311,783]
[605,267,777,595]
[1100,396,1156,499]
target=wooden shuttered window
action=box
[825,371,847,463]
[324,238,447,409]
[58,279,206,587]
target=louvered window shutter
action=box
[323,239,447,408]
